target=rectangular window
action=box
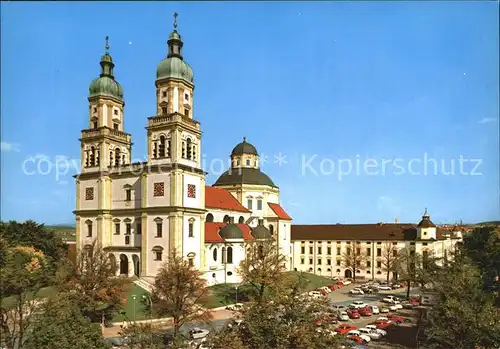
[356,248,361,255]
[367,261,371,267]
[115,223,120,235]
[87,224,92,237]
[309,247,313,254]
[366,248,371,256]
[257,199,263,210]
[309,258,313,265]
[155,251,162,261]
[346,248,351,255]
[188,222,194,237]
[423,242,428,246]
[327,259,331,265]
[327,247,331,255]
[135,222,141,235]
[188,258,194,266]
[154,182,165,197]
[125,235,130,245]
[377,261,382,268]
[93,107,97,113]
[336,260,341,266]
[125,189,131,201]
[113,123,119,130]
[162,91,167,98]
[377,242,382,245]
[247,199,253,210]
[318,247,322,254]
[126,223,131,235]
[336,247,341,255]
[393,250,398,257]
[185,93,189,100]
[318,259,322,265]
[300,258,305,265]
[114,109,118,115]
[184,109,190,118]
[301,246,305,254]
[156,223,162,238]
[377,248,382,257]
[246,159,250,166]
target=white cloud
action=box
[1,141,20,152]
[478,117,497,124]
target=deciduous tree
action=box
[119,323,166,349]
[151,249,211,338]
[238,238,288,304]
[341,244,365,282]
[380,242,398,283]
[395,248,419,299]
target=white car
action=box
[352,300,366,308]
[370,305,380,314]
[308,291,323,299]
[338,311,349,321]
[382,295,398,303]
[365,324,387,336]
[189,328,210,340]
[378,285,393,291]
[389,304,399,311]
[349,288,364,295]
[319,286,332,294]
[342,280,352,285]
[347,330,371,343]
[377,316,392,323]
[358,327,382,340]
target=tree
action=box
[462,226,500,294]
[380,242,398,283]
[59,240,130,323]
[0,246,51,349]
[341,244,364,282]
[0,220,67,272]
[395,248,419,299]
[151,249,211,339]
[23,293,110,349]
[119,323,166,349]
[425,257,500,349]
[238,238,288,304]
[205,274,346,349]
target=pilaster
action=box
[75,216,81,251]
[141,213,148,276]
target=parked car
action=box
[335,324,357,334]
[353,300,366,308]
[338,311,350,321]
[358,307,372,317]
[382,295,398,303]
[349,288,364,295]
[360,287,373,294]
[319,286,332,294]
[342,280,352,285]
[380,307,390,313]
[370,320,393,329]
[189,328,210,340]
[347,309,360,319]
[370,305,380,314]
[387,314,410,324]
[327,284,338,291]
[391,283,402,289]
[378,285,393,291]
[358,327,382,340]
[365,324,387,336]
[308,291,323,299]
[346,330,371,343]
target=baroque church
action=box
[75,16,292,289]
[75,15,463,290]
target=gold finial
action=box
[423,207,428,217]
[105,36,109,53]
[173,12,178,30]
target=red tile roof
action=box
[205,186,250,213]
[205,222,253,243]
[268,203,292,220]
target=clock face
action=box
[187,184,196,198]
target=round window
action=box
[227,271,233,276]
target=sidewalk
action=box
[102,308,235,338]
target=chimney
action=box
[258,219,264,226]
[229,217,235,224]
[395,217,399,224]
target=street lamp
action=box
[235,285,239,304]
[131,295,137,322]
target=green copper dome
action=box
[156,24,194,84]
[214,168,277,188]
[231,137,258,156]
[219,223,244,240]
[251,225,272,240]
[89,38,124,101]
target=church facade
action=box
[74,21,292,287]
[75,18,462,289]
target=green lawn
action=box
[286,271,333,291]
[0,286,57,309]
[112,284,151,323]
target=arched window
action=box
[114,148,121,167]
[186,138,192,160]
[238,216,245,224]
[192,145,196,161]
[182,141,186,158]
[227,247,233,264]
[258,245,264,259]
[222,247,226,264]
[269,225,274,235]
[206,213,214,223]
[153,141,158,158]
[110,150,113,165]
[167,140,171,157]
[213,248,217,262]
[159,135,166,157]
[223,215,230,224]
[89,146,96,167]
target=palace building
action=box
[74,16,462,290]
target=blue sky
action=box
[1,2,498,225]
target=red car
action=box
[327,284,337,291]
[370,320,393,329]
[335,324,357,334]
[348,335,368,345]
[387,314,406,324]
[347,309,360,319]
[320,289,329,296]
[336,281,344,287]
[359,306,372,316]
